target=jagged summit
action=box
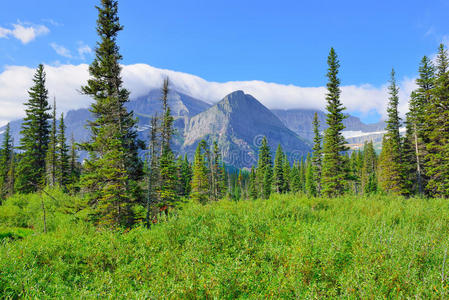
[183,91,310,168]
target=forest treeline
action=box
[0,0,448,228]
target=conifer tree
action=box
[157,79,179,210]
[321,48,348,197]
[145,115,159,227]
[361,141,377,194]
[46,98,57,186]
[177,154,192,197]
[273,144,285,193]
[282,154,291,192]
[299,158,306,193]
[256,137,272,198]
[16,64,51,194]
[68,134,81,190]
[311,112,322,195]
[378,69,407,195]
[405,56,435,195]
[210,141,224,200]
[56,113,70,188]
[80,0,143,226]
[0,123,13,200]
[249,166,258,199]
[290,161,301,193]
[191,141,209,203]
[425,44,449,197]
[6,148,15,197]
[305,153,316,196]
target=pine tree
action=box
[256,137,272,199]
[68,134,81,191]
[16,64,51,194]
[210,141,224,200]
[378,69,407,195]
[425,44,449,197]
[290,161,301,193]
[321,48,348,197]
[6,148,15,197]
[282,154,291,193]
[177,154,192,197]
[305,153,316,196]
[191,141,209,203]
[46,98,57,186]
[145,115,159,228]
[57,113,70,188]
[311,112,322,195]
[405,56,435,195]
[157,79,179,211]
[273,144,285,193]
[0,123,13,200]
[361,141,377,194]
[249,166,258,199]
[80,0,143,226]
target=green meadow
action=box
[1,191,449,298]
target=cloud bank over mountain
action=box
[0,63,415,125]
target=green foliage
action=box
[57,113,70,189]
[2,193,449,298]
[273,144,286,193]
[191,142,209,203]
[16,64,51,194]
[0,123,13,200]
[312,112,322,195]
[425,44,449,197]
[361,141,378,194]
[321,48,348,197]
[256,137,272,199]
[80,0,143,226]
[378,69,407,195]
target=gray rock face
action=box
[183,91,311,168]
[272,109,385,142]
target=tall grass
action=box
[1,193,449,298]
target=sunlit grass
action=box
[1,192,449,298]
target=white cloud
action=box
[50,43,72,58]
[77,43,92,60]
[0,63,416,125]
[0,23,49,44]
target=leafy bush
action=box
[1,194,449,298]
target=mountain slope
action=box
[272,109,385,142]
[183,91,310,168]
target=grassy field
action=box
[1,191,449,298]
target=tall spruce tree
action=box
[273,144,285,193]
[249,166,258,199]
[80,0,143,226]
[312,112,322,195]
[0,123,13,200]
[57,113,70,188]
[16,64,51,194]
[46,98,57,186]
[145,115,159,228]
[210,141,224,201]
[378,69,407,195]
[157,79,179,211]
[425,44,449,197]
[305,153,316,196]
[256,137,272,199]
[191,141,209,203]
[361,141,377,194]
[68,134,81,191]
[404,56,435,195]
[321,48,348,197]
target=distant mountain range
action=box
[0,89,386,168]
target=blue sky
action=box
[0,0,448,124]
